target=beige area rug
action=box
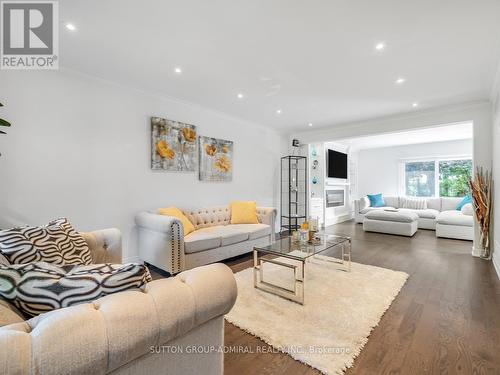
[225,255,409,375]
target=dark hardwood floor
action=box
[221,221,500,375]
[149,221,500,374]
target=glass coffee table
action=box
[253,234,351,305]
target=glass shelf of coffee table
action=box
[253,233,351,305]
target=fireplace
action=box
[326,189,345,208]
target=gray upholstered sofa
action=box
[0,228,237,375]
[135,206,276,274]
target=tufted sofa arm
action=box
[135,212,185,274]
[81,228,122,264]
[0,263,237,375]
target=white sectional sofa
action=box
[135,205,276,274]
[354,196,474,240]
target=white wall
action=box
[0,69,285,261]
[357,139,473,198]
[491,64,500,278]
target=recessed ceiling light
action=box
[237,93,244,99]
[308,123,313,127]
[276,109,282,114]
[395,77,406,84]
[65,23,76,31]
[412,102,419,108]
[174,67,182,74]
[375,42,385,51]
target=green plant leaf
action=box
[0,130,6,134]
[0,118,11,127]
[0,102,3,107]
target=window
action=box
[405,161,435,197]
[402,158,472,198]
[439,159,472,197]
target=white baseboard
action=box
[325,213,353,227]
[122,255,141,264]
[493,241,500,280]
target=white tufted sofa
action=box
[135,206,276,274]
[0,228,237,375]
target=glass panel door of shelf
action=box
[280,155,307,234]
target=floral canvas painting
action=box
[151,117,197,171]
[199,136,233,181]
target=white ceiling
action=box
[336,122,473,151]
[60,0,500,131]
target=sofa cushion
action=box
[426,198,442,211]
[0,218,92,265]
[182,206,231,230]
[456,195,472,210]
[0,299,24,326]
[399,208,440,219]
[436,210,473,227]
[184,230,222,254]
[360,206,395,214]
[230,201,259,224]
[401,197,427,210]
[228,224,271,240]
[461,203,474,216]
[216,226,250,246]
[183,223,271,254]
[383,197,400,208]
[365,210,418,223]
[367,193,385,207]
[441,197,464,211]
[0,262,152,318]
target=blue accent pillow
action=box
[456,195,472,210]
[367,193,386,208]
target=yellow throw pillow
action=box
[158,207,195,235]
[231,201,259,224]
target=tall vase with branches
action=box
[0,102,11,156]
[469,167,493,259]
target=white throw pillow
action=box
[401,197,427,210]
[461,203,474,216]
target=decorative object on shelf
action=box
[311,147,317,157]
[469,167,492,259]
[151,117,197,171]
[0,102,11,157]
[198,136,233,182]
[281,155,307,234]
[312,159,319,170]
[292,139,300,147]
[312,176,318,184]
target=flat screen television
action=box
[327,149,348,179]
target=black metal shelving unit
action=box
[280,155,307,234]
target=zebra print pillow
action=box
[0,262,152,318]
[0,218,92,265]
